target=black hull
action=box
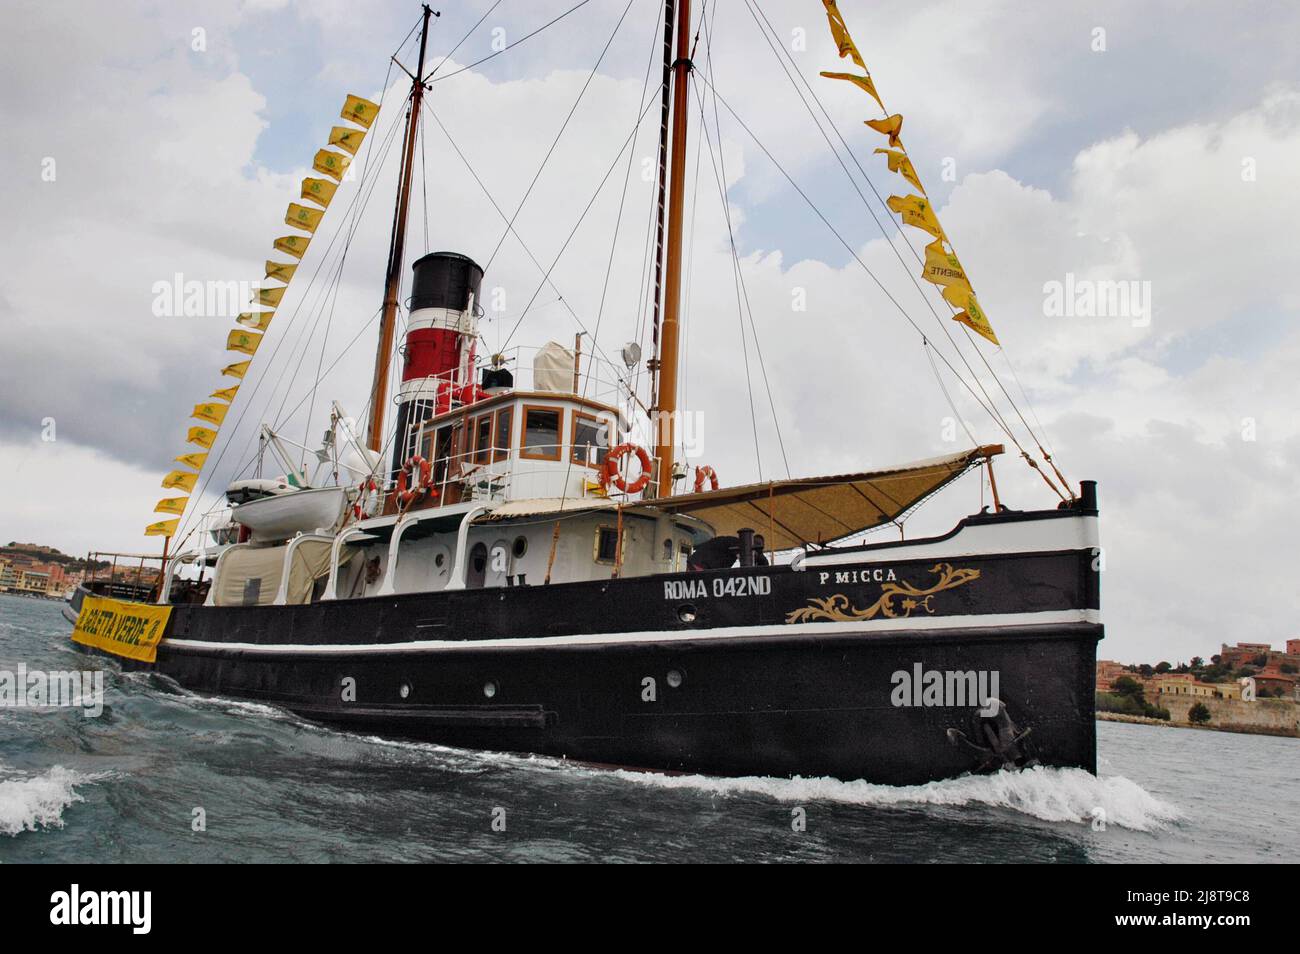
[78,508,1103,785]
[156,623,1098,785]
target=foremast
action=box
[651,0,693,498]
[365,4,436,453]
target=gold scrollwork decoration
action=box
[786,562,980,623]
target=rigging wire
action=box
[497,86,664,352]
[743,0,1069,496]
[170,83,411,550]
[687,70,1036,462]
[425,0,504,81]
[428,0,596,84]
[480,0,637,276]
[697,8,791,478]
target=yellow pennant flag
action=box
[941,284,999,345]
[341,93,380,129]
[193,402,229,426]
[328,125,365,155]
[226,330,263,356]
[154,497,188,516]
[257,285,285,308]
[221,360,250,380]
[274,234,311,260]
[820,70,884,111]
[162,470,198,492]
[211,385,239,402]
[301,177,338,209]
[874,147,924,194]
[285,202,323,234]
[187,426,217,448]
[175,451,207,471]
[886,193,944,239]
[865,114,904,148]
[921,239,968,288]
[237,311,273,332]
[264,260,297,283]
[313,149,351,182]
[821,0,866,71]
[145,519,180,538]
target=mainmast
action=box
[365,4,435,453]
[652,0,692,497]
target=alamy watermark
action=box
[891,663,1000,716]
[1043,273,1151,327]
[0,664,104,717]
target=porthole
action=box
[512,536,528,558]
[677,603,697,623]
[483,680,498,699]
[666,669,684,689]
[399,683,411,699]
[434,552,446,568]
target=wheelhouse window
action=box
[571,412,609,468]
[473,414,493,465]
[594,526,620,564]
[493,407,513,461]
[521,405,562,461]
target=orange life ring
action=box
[352,477,378,520]
[599,443,652,495]
[394,455,435,511]
[693,464,719,493]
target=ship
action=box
[65,0,1102,786]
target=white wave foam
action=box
[0,766,106,837]
[610,765,1184,832]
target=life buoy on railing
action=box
[599,443,652,495]
[352,477,378,520]
[693,464,719,493]
[394,455,436,512]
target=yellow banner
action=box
[313,149,351,182]
[942,284,999,344]
[886,193,944,239]
[274,234,311,260]
[341,93,380,129]
[187,425,218,448]
[821,0,866,71]
[256,285,285,308]
[301,177,337,209]
[174,451,207,470]
[221,360,250,380]
[236,311,272,331]
[227,330,263,356]
[265,260,298,283]
[210,385,239,402]
[161,469,197,491]
[285,202,323,235]
[193,401,228,426]
[328,125,365,155]
[72,594,171,663]
[154,496,188,515]
[865,114,903,148]
[144,519,179,537]
[820,70,884,111]
[921,239,967,288]
[874,147,923,194]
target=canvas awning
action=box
[639,445,1001,550]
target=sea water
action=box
[1,593,1294,863]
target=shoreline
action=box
[1097,710,1299,739]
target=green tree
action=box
[1188,702,1212,725]
[1155,661,1172,674]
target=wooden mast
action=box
[652,0,692,497]
[365,4,434,452]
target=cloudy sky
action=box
[2,0,1298,664]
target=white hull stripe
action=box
[162,609,1102,656]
